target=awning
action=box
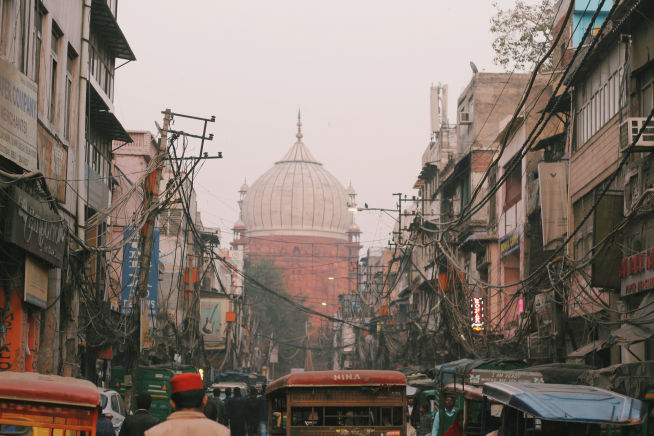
[610,293,654,345]
[567,339,608,358]
[610,324,654,345]
[88,86,132,143]
[90,0,136,60]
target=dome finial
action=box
[296,109,303,141]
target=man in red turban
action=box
[145,373,229,436]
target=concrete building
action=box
[0,0,133,377]
[564,0,654,365]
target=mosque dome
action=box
[241,122,350,240]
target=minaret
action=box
[346,181,361,244]
[232,179,248,246]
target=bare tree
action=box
[490,0,556,72]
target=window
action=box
[460,175,470,212]
[64,46,76,140]
[639,67,654,117]
[33,3,44,82]
[504,160,522,210]
[49,23,61,123]
[0,0,28,66]
[289,406,403,427]
[574,45,626,151]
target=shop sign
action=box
[499,231,520,257]
[470,297,485,332]
[24,256,48,309]
[200,297,228,349]
[619,248,654,296]
[121,226,159,316]
[4,186,66,267]
[0,56,38,170]
[37,124,67,202]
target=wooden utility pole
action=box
[129,109,171,371]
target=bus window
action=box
[291,408,321,426]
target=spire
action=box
[296,109,303,141]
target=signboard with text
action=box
[0,56,38,170]
[37,124,67,202]
[4,186,66,266]
[620,248,654,296]
[499,231,520,257]
[121,227,159,317]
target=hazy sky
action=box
[114,0,532,249]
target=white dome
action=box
[242,140,350,240]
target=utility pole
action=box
[126,109,215,393]
[128,109,171,379]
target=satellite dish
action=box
[470,61,479,74]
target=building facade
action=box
[0,0,133,378]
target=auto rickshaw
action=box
[0,372,100,435]
[481,381,644,436]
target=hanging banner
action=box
[0,56,38,170]
[121,226,159,316]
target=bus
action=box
[0,371,100,435]
[266,370,407,436]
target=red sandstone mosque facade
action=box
[232,116,361,332]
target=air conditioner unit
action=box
[620,117,654,152]
[458,111,472,124]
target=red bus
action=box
[0,371,100,435]
[266,370,407,436]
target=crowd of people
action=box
[102,373,268,436]
[406,394,461,436]
[203,385,268,436]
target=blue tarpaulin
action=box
[483,382,644,425]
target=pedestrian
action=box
[258,385,268,436]
[247,387,260,435]
[97,404,115,436]
[204,387,226,425]
[144,373,229,436]
[407,396,420,428]
[444,410,463,436]
[226,386,248,436]
[431,396,457,436]
[224,387,232,408]
[406,412,418,436]
[119,393,160,436]
[418,405,433,436]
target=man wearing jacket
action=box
[119,393,159,436]
[145,373,229,436]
